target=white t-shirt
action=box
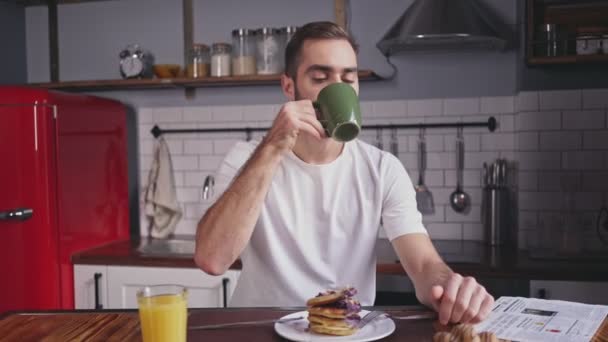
[212,139,427,307]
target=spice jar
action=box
[576,27,602,55]
[211,43,232,77]
[255,27,282,75]
[232,28,256,76]
[187,44,210,78]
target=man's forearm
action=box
[414,260,454,307]
[194,143,282,275]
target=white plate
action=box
[274,310,395,342]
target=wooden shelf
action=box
[528,54,608,65]
[526,0,608,66]
[28,70,381,92]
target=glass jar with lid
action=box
[211,43,232,77]
[187,43,210,78]
[255,27,282,75]
[232,28,256,76]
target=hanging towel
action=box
[144,137,182,239]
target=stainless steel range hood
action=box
[377,0,511,55]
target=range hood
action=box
[377,0,511,56]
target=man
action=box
[195,21,494,325]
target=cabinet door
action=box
[530,280,608,305]
[106,266,240,309]
[73,265,108,309]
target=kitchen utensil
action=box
[482,158,513,246]
[499,159,508,187]
[356,310,385,329]
[390,128,398,157]
[202,175,214,200]
[482,186,511,246]
[415,128,435,215]
[386,312,437,320]
[482,162,488,187]
[450,127,470,213]
[189,316,304,330]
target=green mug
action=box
[314,83,362,142]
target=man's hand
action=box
[430,273,494,325]
[261,100,326,153]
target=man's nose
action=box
[329,74,343,83]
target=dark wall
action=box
[0,2,27,84]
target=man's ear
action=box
[281,74,295,101]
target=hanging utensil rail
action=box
[150,116,497,139]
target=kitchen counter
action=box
[72,238,608,281]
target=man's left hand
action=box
[430,273,494,325]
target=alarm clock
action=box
[119,44,154,79]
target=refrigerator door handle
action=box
[94,273,103,309]
[0,208,33,221]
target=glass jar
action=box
[280,26,298,46]
[255,27,282,75]
[535,24,558,57]
[210,43,232,77]
[278,26,298,73]
[576,27,602,55]
[231,28,256,76]
[187,43,210,78]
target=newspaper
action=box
[475,297,608,342]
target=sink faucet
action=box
[203,175,215,200]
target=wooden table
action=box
[0,307,437,341]
[1,307,607,342]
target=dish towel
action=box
[144,137,182,239]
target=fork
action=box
[188,316,304,330]
[356,311,385,329]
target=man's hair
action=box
[284,21,358,79]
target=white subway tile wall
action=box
[515,90,608,250]
[136,90,608,250]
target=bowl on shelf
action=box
[153,64,182,78]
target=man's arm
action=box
[391,234,494,325]
[194,100,324,275]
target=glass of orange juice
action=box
[137,285,188,342]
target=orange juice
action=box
[138,292,187,342]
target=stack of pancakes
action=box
[306,287,362,336]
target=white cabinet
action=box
[73,265,109,309]
[106,266,240,309]
[530,281,608,305]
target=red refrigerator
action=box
[0,86,132,313]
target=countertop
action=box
[1,307,607,342]
[72,238,608,281]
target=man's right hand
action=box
[261,100,326,153]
